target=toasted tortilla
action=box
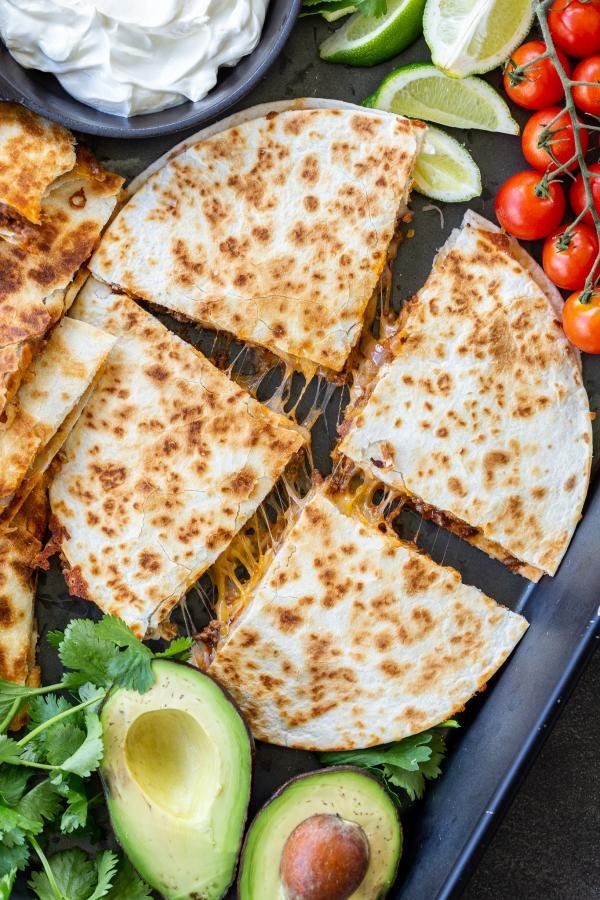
[90,101,425,375]
[0,316,115,522]
[208,487,528,750]
[0,144,123,416]
[0,479,48,725]
[338,212,592,579]
[49,278,307,636]
[0,102,76,224]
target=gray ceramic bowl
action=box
[0,0,301,138]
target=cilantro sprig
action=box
[319,720,459,804]
[0,615,192,899]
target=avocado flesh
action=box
[238,767,402,900]
[100,659,252,900]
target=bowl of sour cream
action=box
[0,0,300,137]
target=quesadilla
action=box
[90,99,425,378]
[49,278,307,637]
[0,102,76,224]
[0,138,123,416]
[206,482,528,750]
[0,479,48,727]
[0,315,115,523]
[337,211,592,580]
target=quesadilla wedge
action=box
[90,100,425,379]
[206,481,528,750]
[49,278,307,637]
[0,141,123,416]
[0,479,48,728]
[0,102,76,225]
[337,211,592,580]
[0,315,116,523]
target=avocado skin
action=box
[100,659,254,900]
[237,766,402,900]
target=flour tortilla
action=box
[0,102,76,224]
[338,212,592,579]
[0,316,115,522]
[90,101,425,375]
[0,144,123,416]
[0,479,48,726]
[209,487,528,750]
[49,278,306,637]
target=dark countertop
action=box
[464,643,600,900]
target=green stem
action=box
[16,692,106,749]
[29,835,64,900]
[536,0,600,292]
[0,700,21,734]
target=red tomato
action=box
[563,290,600,352]
[495,170,566,240]
[569,163,600,226]
[549,0,600,58]
[503,41,572,109]
[521,107,588,172]
[542,223,599,290]
[572,56,600,115]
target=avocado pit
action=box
[280,813,370,900]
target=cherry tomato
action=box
[521,107,588,172]
[563,290,600,352]
[569,163,600,226]
[503,41,572,110]
[542,223,599,290]
[549,0,600,58]
[495,170,566,241]
[572,56,600,115]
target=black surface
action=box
[3,13,600,900]
[0,0,301,137]
[465,644,600,900]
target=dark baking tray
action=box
[7,17,600,900]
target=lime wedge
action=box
[413,125,481,202]
[319,0,426,67]
[423,0,534,77]
[364,63,518,134]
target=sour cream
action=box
[0,0,269,117]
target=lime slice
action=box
[413,125,481,202]
[423,0,534,77]
[319,0,426,67]
[364,63,518,134]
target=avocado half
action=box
[100,659,253,900]
[238,766,402,899]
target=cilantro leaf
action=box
[154,636,194,661]
[319,722,458,804]
[58,618,154,693]
[45,722,86,767]
[0,736,22,765]
[29,848,98,900]
[56,712,103,778]
[58,620,118,689]
[355,0,386,16]
[28,695,73,729]
[87,851,119,900]
[56,776,88,834]
[0,843,29,877]
[16,781,61,830]
[0,868,16,900]
[104,858,152,899]
[0,767,30,807]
